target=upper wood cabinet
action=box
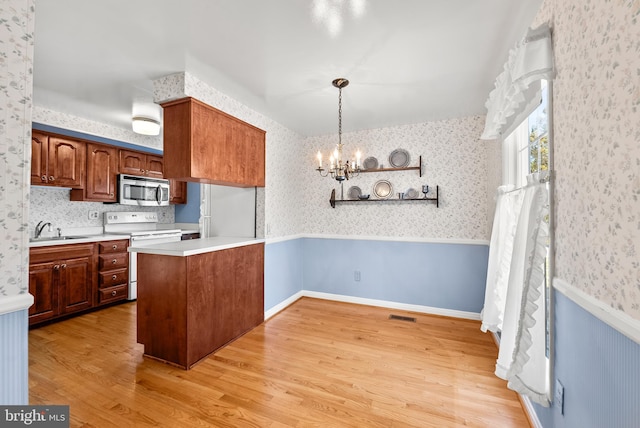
[70,143,118,202]
[169,179,187,204]
[161,97,265,187]
[31,131,85,188]
[119,150,164,178]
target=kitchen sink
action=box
[29,236,88,242]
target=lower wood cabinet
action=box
[28,239,130,326]
[29,243,97,325]
[96,239,129,306]
[137,243,264,369]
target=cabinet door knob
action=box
[111,290,117,297]
[112,244,118,250]
[61,263,67,268]
[53,265,60,270]
[112,259,117,264]
[112,274,117,280]
[49,176,55,182]
[140,169,145,173]
[109,193,114,197]
[41,175,47,182]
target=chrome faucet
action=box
[35,221,52,239]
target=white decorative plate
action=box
[389,149,410,168]
[373,180,393,199]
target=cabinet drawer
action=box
[99,253,128,270]
[99,284,128,304]
[99,268,128,288]
[99,240,129,254]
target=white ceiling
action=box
[33,0,541,137]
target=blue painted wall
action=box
[0,309,29,404]
[32,123,163,155]
[533,291,640,428]
[175,182,201,223]
[264,239,304,311]
[302,238,489,313]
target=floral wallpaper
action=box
[29,187,175,235]
[0,0,34,297]
[33,106,162,150]
[301,116,489,240]
[153,72,305,239]
[531,0,640,319]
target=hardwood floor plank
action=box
[29,297,530,427]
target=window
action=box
[503,80,550,187]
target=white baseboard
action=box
[264,291,305,320]
[265,291,480,321]
[519,394,544,428]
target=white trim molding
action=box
[266,234,489,246]
[554,277,640,346]
[0,294,34,317]
[301,291,481,320]
[264,291,481,322]
[264,291,305,320]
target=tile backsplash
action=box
[30,187,175,236]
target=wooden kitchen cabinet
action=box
[137,242,264,369]
[96,239,129,306]
[31,131,86,188]
[70,143,118,202]
[161,97,265,187]
[28,243,97,326]
[119,149,164,178]
[169,179,187,204]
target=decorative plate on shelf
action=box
[405,188,419,199]
[347,186,362,200]
[389,149,410,168]
[362,156,379,170]
[373,180,393,199]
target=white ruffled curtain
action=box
[481,23,554,140]
[495,173,550,406]
[482,173,550,406]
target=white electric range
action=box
[104,212,182,300]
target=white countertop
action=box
[128,236,264,257]
[29,234,128,248]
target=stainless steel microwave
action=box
[118,174,170,206]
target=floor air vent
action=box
[389,314,416,322]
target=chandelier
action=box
[315,78,361,181]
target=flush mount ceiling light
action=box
[315,78,361,182]
[132,100,162,136]
[132,116,161,135]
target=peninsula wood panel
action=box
[29,298,530,427]
[162,97,265,187]
[136,243,264,369]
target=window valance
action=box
[481,23,554,140]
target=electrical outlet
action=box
[88,210,99,220]
[354,270,361,282]
[555,379,564,415]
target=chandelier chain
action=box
[338,86,342,146]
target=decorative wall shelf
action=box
[330,185,439,208]
[359,155,422,176]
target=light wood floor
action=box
[29,297,530,427]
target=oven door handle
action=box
[156,185,162,205]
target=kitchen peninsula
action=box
[129,237,265,369]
